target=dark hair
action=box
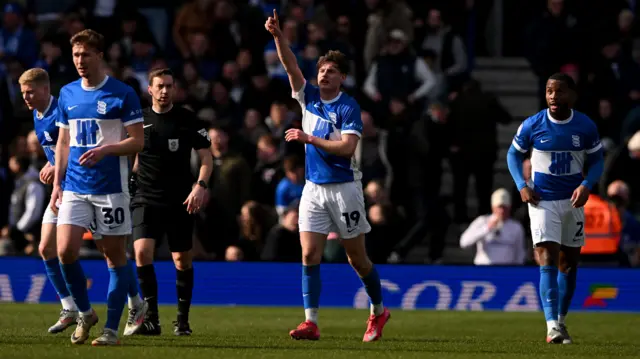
[283,155,304,172]
[548,72,577,91]
[148,68,173,85]
[316,50,349,75]
[70,29,105,53]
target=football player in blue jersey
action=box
[266,10,390,342]
[19,68,81,333]
[49,29,147,346]
[507,73,604,344]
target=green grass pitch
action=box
[0,303,638,358]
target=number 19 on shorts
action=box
[342,211,360,233]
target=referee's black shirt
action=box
[132,106,211,207]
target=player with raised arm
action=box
[265,10,390,342]
[19,68,81,334]
[507,73,604,344]
[50,29,147,346]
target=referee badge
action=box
[168,139,179,152]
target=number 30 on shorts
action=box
[341,211,360,229]
[102,207,125,225]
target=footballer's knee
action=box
[39,224,57,260]
[343,234,372,275]
[100,236,128,268]
[300,232,325,266]
[534,242,560,266]
[302,249,323,266]
[39,242,57,260]
[172,251,192,271]
[134,238,155,266]
[558,246,580,273]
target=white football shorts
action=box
[42,205,57,225]
[528,199,585,248]
[57,191,131,237]
[298,180,371,239]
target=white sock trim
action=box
[305,308,318,324]
[128,294,142,309]
[370,303,384,316]
[60,296,77,311]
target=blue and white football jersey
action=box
[33,95,59,165]
[56,76,143,195]
[512,109,603,201]
[293,82,363,184]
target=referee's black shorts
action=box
[132,204,194,253]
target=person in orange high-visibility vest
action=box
[582,194,622,255]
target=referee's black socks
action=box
[137,264,159,318]
[176,267,194,323]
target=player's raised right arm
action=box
[265,10,304,92]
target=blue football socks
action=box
[105,265,129,331]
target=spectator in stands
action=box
[195,126,251,257]
[232,200,277,261]
[26,130,45,171]
[182,59,211,105]
[355,111,392,189]
[386,101,451,264]
[265,100,292,139]
[363,0,413,69]
[592,98,623,152]
[188,31,220,81]
[459,188,527,265]
[0,3,38,68]
[415,7,468,92]
[3,155,45,255]
[363,29,436,116]
[600,131,640,211]
[261,201,301,262]
[366,193,405,264]
[275,155,304,218]
[251,134,283,206]
[33,35,75,95]
[607,181,640,267]
[222,61,247,104]
[240,109,269,146]
[593,35,640,113]
[525,0,582,108]
[173,0,215,59]
[449,78,512,222]
[211,80,242,128]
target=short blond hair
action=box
[18,68,50,87]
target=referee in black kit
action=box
[127,68,212,336]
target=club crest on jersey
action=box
[572,135,580,147]
[97,101,107,115]
[328,112,337,124]
[44,131,52,142]
[168,139,179,152]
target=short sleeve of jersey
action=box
[512,117,533,153]
[585,120,603,154]
[55,93,69,129]
[121,88,144,126]
[191,117,211,150]
[292,81,319,107]
[340,102,363,137]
